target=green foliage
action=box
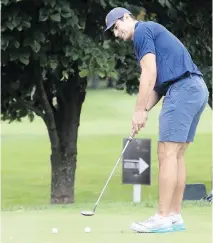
[2,0,212,124]
[1,0,122,123]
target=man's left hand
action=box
[132,110,148,134]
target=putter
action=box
[81,130,135,216]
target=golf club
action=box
[81,130,135,216]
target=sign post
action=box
[122,138,151,203]
[133,184,141,203]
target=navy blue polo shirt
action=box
[133,21,202,95]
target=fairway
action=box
[1,203,212,243]
[1,90,212,208]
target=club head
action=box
[81,210,95,216]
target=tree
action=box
[1,0,119,204]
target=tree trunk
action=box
[91,74,99,89]
[50,150,76,204]
[208,88,212,108]
[106,77,114,88]
[48,80,86,204]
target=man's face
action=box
[113,15,134,41]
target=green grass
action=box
[2,90,212,208]
[1,203,212,243]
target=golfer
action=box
[104,7,209,233]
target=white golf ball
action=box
[52,228,58,234]
[84,227,91,233]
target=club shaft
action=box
[93,138,131,212]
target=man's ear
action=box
[123,13,130,20]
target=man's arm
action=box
[135,53,157,112]
[145,90,162,112]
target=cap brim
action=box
[104,21,116,32]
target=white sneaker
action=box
[131,214,173,233]
[169,213,185,231]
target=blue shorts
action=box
[159,74,209,142]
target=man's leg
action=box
[131,141,182,233]
[157,142,182,216]
[170,143,189,214]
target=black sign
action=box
[183,184,207,200]
[122,138,151,185]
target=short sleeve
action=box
[133,23,156,62]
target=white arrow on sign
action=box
[124,158,149,174]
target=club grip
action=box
[128,130,135,141]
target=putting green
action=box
[2,203,211,243]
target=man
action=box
[104,7,209,233]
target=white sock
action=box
[170,212,181,217]
[155,214,171,221]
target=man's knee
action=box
[177,143,189,159]
[158,142,182,163]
